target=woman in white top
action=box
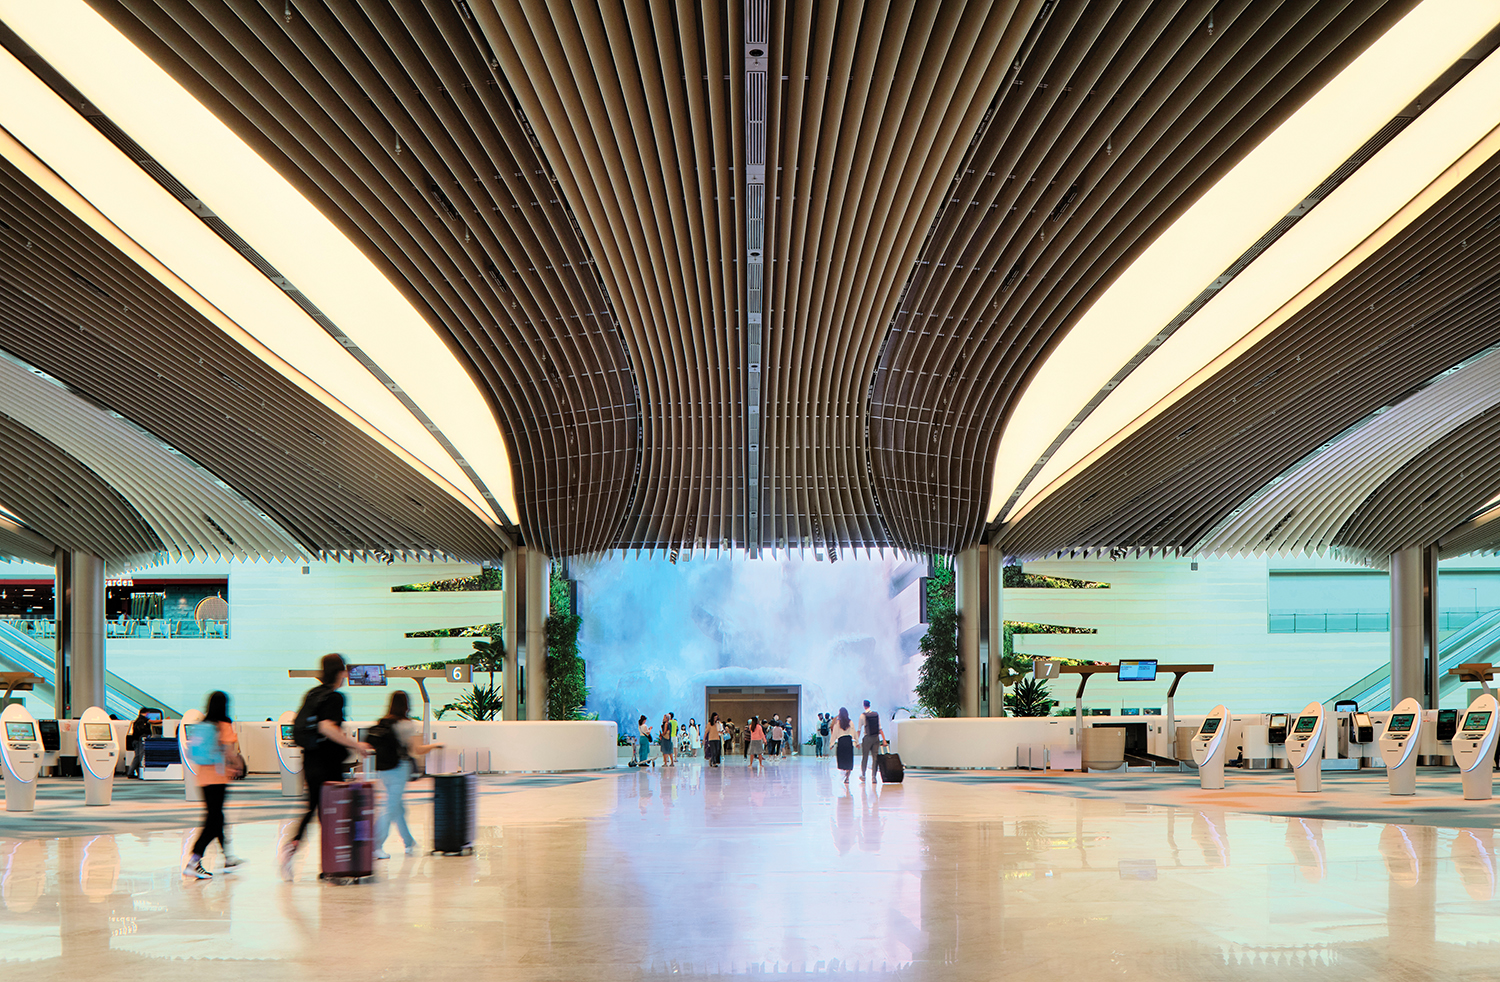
[372,690,442,859]
[829,707,856,785]
[687,719,701,756]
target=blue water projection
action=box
[574,554,922,737]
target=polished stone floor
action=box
[3,758,1500,980]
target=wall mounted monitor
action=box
[5,721,36,742]
[347,664,387,686]
[1089,708,1112,716]
[1386,713,1415,734]
[1199,717,1222,735]
[83,723,114,742]
[1121,708,1141,716]
[280,724,294,742]
[142,709,163,722]
[1143,708,1162,715]
[1117,659,1158,682]
[37,719,60,751]
[1463,711,1492,733]
[1293,715,1319,734]
[1334,700,1358,713]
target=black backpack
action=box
[864,710,880,738]
[819,719,830,737]
[292,685,330,750]
[368,720,403,771]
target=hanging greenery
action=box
[545,564,589,720]
[914,558,961,718]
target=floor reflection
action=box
[0,759,1498,979]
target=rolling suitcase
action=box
[319,779,376,882]
[877,752,905,784]
[432,771,478,855]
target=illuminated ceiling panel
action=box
[0,0,514,525]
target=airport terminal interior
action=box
[9,0,1500,978]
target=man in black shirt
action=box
[279,653,370,881]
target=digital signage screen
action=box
[347,664,387,686]
[1117,660,1158,682]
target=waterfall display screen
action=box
[1462,711,1492,733]
[1293,715,1319,734]
[1386,713,1415,734]
[83,723,114,742]
[5,722,36,742]
[1199,718,1222,735]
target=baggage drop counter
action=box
[422,721,620,773]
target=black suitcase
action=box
[432,772,478,855]
[319,780,376,882]
[877,752,905,783]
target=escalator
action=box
[0,621,177,717]
[1329,607,1500,711]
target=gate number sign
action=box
[447,663,472,683]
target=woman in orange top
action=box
[184,690,244,879]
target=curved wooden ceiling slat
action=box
[89,0,639,557]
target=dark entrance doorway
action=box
[704,685,801,755]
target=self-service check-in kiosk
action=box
[1,704,42,812]
[177,709,205,802]
[1192,705,1230,789]
[276,710,303,797]
[1453,694,1499,801]
[78,707,118,806]
[1380,697,1423,796]
[1286,702,1326,793]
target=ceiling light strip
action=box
[745,2,769,557]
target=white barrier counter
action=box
[897,717,1081,769]
[426,720,620,773]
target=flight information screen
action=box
[1386,713,1415,734]
[1293,715,1318,734]
[1117,660,1158,682]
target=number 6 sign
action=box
[447,663,472,684]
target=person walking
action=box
[127,707,152,779]
[687,718,701,758]
[183,691,244,879]
[706,712,723,767]
[859,700,884,783]
[659,713,675,766]
[279,653,371,881]
[817,713,830,758]
[370,690,442,860]
[748,716,766,767]
[769,717,784,758]
[830,707,856,784]
[724,719,737,757]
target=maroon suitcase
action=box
[319,780,376,882]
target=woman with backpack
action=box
[371,690,442,859]
[183,690,244,879]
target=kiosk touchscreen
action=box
[1286,702,1326,793]
[1379,698,1423,796]
[77,707,119,806]
[276,710,303,797]
[1,704,42,812]
[1452,694,1499,801]
[1191,706,1231,790]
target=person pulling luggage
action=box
[279,653,371,881]
[368,690,442,859]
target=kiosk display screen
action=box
[347,664,387,686]
[1118,660,1158,682]
[1199,717,1222,735]
[37,719,60,751]
[1293,715,1319,734]
[83,723,113,742]
[1387,713,1415,734]
[1463,711,1492,733]
[280,724,294,742]
[5,721,36,742]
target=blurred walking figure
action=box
[859,701,885,782]
[369,690,442,859]
[831,708,856,784]
[183,691,244,879]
